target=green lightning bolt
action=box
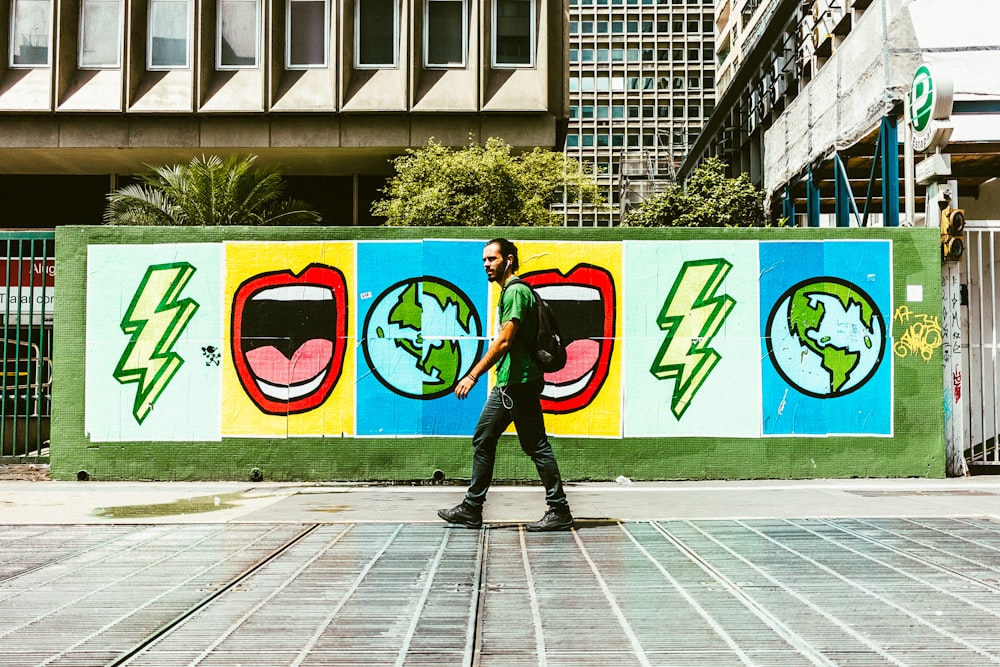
[114,263,200,424]
[651,259,736,420]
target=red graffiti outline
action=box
[231,264,348,415]
[522,264,616,414]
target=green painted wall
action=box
[52,225,945,481]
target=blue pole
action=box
[782,185,795,226]
[881,116,900,227]
[834,154,850,227]
[807,168,820,227]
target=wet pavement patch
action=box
[93,492,245,518]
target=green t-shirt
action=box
[494,278,542,386]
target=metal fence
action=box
[964,223,1000,466]
[0,232,53,460]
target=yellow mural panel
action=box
[510,241,623,437]
[222,241,355,437]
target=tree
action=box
[372,137,604,226]
[105,154,321,226]
[622,157,766,227]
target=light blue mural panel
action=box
[622,241,762,437]
[355,240,487,436]
[760,241,892,436]
[85,244,223,442]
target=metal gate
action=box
[0,232,53,461]
[963,223,1000,467]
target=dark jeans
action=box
[464,380,569,511]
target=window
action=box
[10,0,51,66]
[149,0,190,68]
[356,0,396,67]
[566,134,579,147]
[425,0,465,67]
[217,0,258,68]
[288,0,327,67]
[493,0,533,67]
[79,0,122,68]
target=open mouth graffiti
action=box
[231,264,348,415]
[522,264,615,414]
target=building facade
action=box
[559,0,716,226]
[0,0,566,226]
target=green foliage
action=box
[372,137,605,226]
[105,154,321,226]
[622,157,766,228]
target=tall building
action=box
[0,0,566,226]
[559,0,716,227]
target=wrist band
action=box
[465,373,478,383]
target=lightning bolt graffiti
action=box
[651,259,736,420]
[114,263,200,424]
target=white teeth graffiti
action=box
[255,369,329,401]
[534,284,600,302]
[251,285,334,302]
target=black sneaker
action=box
[526,507,574,532]
[437,503,483,528]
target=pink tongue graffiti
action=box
[544,339,600,384]
[245,339,334,385]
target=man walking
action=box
[438,238,574,531]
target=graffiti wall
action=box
[53,226,945,481]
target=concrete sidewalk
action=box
[3,476,1000,524]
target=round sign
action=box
[909,64,935,133]
[909,63,954,151]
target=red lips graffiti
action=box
[231,264,348,415]
[521,264,616,414]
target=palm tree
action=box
[105,154,321,226]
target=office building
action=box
[0,0,566,226]
[559,0,716,226]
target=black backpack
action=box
[506,277,567,373]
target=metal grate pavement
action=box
[4,520,1000,665]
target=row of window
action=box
[570,103,714,118]
[10,0,535,70]
[565,133,697,148]
[568,0,708,6]
[569,74,714,92]
[570,47,714,63]
[569,17,711,34]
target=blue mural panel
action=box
[760,241,892,436]
[355,240,488,436]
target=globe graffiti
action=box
[361,277,483,399]
[765,277,886,398]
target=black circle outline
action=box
[764,276,887,399]
[361,276,485,400]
